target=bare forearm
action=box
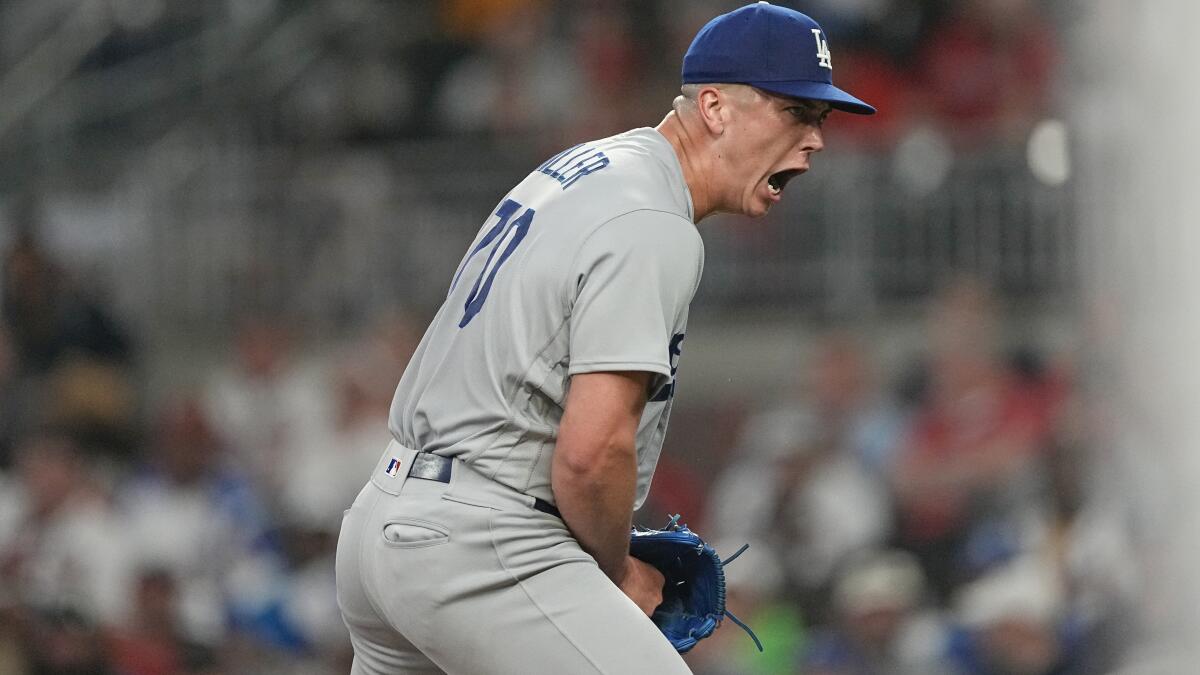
[551,370,650,584]
[552,441,636,583]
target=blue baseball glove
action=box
[628,515,762,654]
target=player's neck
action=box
[655,111,715,223]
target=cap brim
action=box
[747,80,876,115]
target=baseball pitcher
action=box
[335,3,875,673]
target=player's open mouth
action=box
[767,169,803,196]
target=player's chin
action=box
[748,202,772,217]
[743,187,780,217]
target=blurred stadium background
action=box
[0,0,1187,673]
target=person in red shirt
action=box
[891,279,1066,598]
[915,0,1059,146]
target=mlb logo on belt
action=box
[385,457,402,477]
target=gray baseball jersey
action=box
[387,127,703,510]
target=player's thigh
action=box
[347,633,444,675]
[496,558,692,675]
[338,485,445,675]
[424,508,692,675]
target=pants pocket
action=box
[381,518,451,548]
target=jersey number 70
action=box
[451,198,536,328]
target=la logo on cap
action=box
[812,28,832,70]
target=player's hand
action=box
[617,555,665,616]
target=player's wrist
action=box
[614,554,645,587]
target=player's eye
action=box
[786,106,827,127]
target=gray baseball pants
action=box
[335,442,692,674]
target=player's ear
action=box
[694,86,728,135]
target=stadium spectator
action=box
[890,278,1065,599]
[203,315,328,509]
[279,341,393,533]
[432,0,582,141]
[119,397,275,645]
[950,556,1080,674]
[0,323,33,468]
[805,549,956,675]
[914,0,1059,146]
[1,210,137,459]
[707,332,908,618]
[22,606,115,675]
[708,403,891,615]
[0,431,134,629]
[1,220,133,375]
[107,569,220,675]
[564,3,645,139]
[805,331,908,478]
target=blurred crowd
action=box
[667,280,1144,675]
[0,1,1114,674]
[4,0,1064,155]
[434,0,1060,148]
[351,0,1060,152]
[0,221,426,674]
[280,0,1063,157]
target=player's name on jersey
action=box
[537,144,611,190]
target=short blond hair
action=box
[675,83,758,115]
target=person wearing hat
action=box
[335,3,874,673]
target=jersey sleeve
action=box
[566,209,703,389]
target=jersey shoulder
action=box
[527,128,693,224]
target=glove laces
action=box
[719,543,763,652]
[660,515,764,653]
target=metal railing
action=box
[89,135,1073,337]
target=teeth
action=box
[768,182,781,195]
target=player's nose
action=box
[798,126,824,155]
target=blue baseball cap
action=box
[682,2,875,115]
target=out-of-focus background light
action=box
[892,126,954,195]
[1027,118,1070,187]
